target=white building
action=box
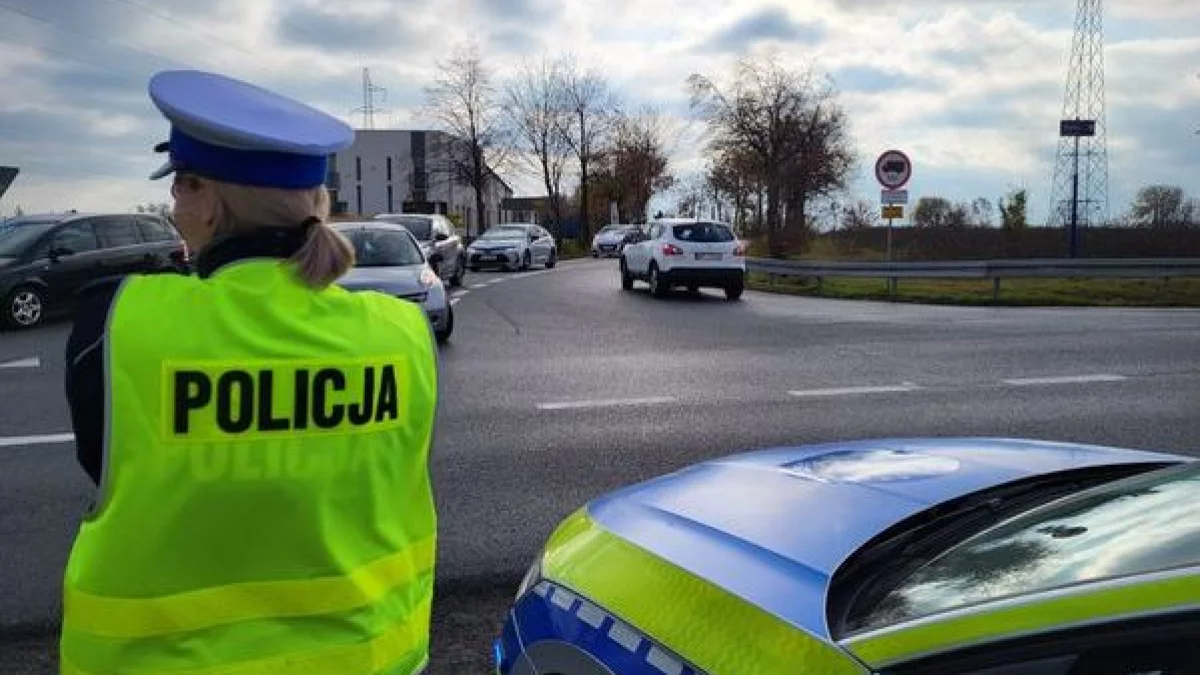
[326,130,512,236]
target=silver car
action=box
[591,224,640,258]
[466,224,557,272]
[333,222,454,343]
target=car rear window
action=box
[672,223,734,243]
[843,462,1200,634]
[379,216,433,240]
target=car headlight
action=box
[420,267,439,288]
[516,554,542,601]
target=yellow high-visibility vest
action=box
[60,259,439,675]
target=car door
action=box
[628,225,658,274]
[30,220,104,307]
[134,215,186,271]
[92,215,153,276]
[533,227,553,263]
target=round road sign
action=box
[875,150,912,190]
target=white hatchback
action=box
[620,218,746,300]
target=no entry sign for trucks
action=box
[875,150,911,190]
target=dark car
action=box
[373,213,466,287]
[0,212,189,329]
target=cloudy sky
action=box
[1,0,1198,225]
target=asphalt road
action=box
[2,257,1199,673]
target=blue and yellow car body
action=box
[494,438,1199,674]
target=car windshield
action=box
[672,223,734,242]
[341,229,424,267]
[0,223,53,257]
[848,462,1200,633]
[480,227,526,241]
[379,216,433,240]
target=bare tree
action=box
[689,54,855,255]
[558,57,614,241]
[504,56,571,237]
[840,199,877,231]
[585,106,675,223]
[1130,185,1197,228]
[425,43,510,235]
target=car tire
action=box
[435,306,454,344]
[4,286,45,329]
[449,256,465,287]
[469,266,480,273]
[649,264,669,298]
[521,251,531,271]
[620,259,634,290]
[545,249,557,269]
[725,279,745,301]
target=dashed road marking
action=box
[469,283,488,290]
[450,298,461,307]
[788,383,921,398]
[487,279,504,285]
[0,433,74,449]
[1002,374,1127,386]
[537,396,676,411]
[0,356,40,369]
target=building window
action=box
[387,185,394,213]
[356,157,362,182]
[386,157,392,182]
[356,185,363,214]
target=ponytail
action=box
[291,219,355,289]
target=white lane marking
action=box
[0,433,75,448]
[0,356,40,369]
[1002,374,1127,386]
[487,279,504,285]
[536,396,676,411]
[788,383,921,398]
[449,298,461,307]
[469,284,488,290]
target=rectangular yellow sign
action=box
[881,205,904,219]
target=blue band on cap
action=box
[169,127,329,189]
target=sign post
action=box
[1059,119,1096,258]
[875,151,912,298]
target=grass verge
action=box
[747,273,1200,307]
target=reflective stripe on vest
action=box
[61,260,439,675]
[540,509,867,675]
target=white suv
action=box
[620,218,746,300]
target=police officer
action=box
[60,70,439,675]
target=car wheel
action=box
[620,259,634,291]
[649,265,669,298]
[4,286,45,329]
[435,306,454,344]
[470,266,480,273]
[449,256,465,287]
[725,279,745,301]
[521,251,531,271]
[545,249,557,269]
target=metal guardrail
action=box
[746,257,1200,300]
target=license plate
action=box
[696,252,722,261]
[479,255,497,261]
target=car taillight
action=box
[734,242,746,257]
[662,243,684,256]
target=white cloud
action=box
[0,0,1198,224]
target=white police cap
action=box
[147,70,355,189]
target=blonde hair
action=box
[206,180,355,288]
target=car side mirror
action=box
[435,232,450,242]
